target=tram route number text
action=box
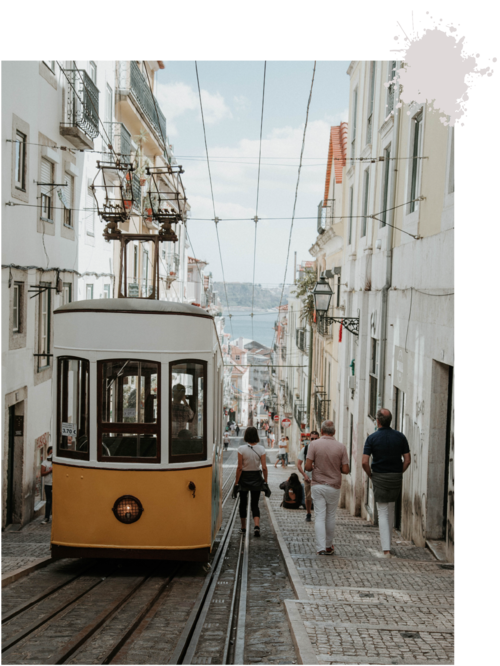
[62,422,77,437]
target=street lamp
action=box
[312,273,360,336]
[313,274,334,314]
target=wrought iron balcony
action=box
[317,315,331,337]
[103,122,132,165]
[60,68,99,149]
[132,172,142,212]
[296,328,307,353]
[117,61,167,147]
[294,403,305,429]
[314,390,330,428]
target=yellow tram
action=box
[50,299,224,561]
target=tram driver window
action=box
[98,360,161,462]
[170,360,207,462]
[57,357,90,460]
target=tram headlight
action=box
[112,495,144,524]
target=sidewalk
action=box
[266,465,454,665]
[2,517,52,579]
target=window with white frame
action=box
[348,186,354,245]
[89,61,97,84]
[103,284,110,298]
[14,131,26,190]
[380,147,391,227]
[409,112,423,213]
[40,158,54,221]
[86,284,94,299]
[63,282,72,304]
[448,127,455,194]
[63,173,74,227]
[38,283,51,370]
[13,283,22,333]
[366,62,376,145]
[386,61,397,115]
[350,89,358,159]
[369,337,378,418]
[361,169,370,237]
[43,61,56,73]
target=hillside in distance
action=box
[213,282,291,309]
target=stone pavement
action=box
[266,464,454,665]
[2,516,52,576]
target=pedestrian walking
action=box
[275,435,287,468]
[234,426,269,537]
[223,432,230,451]
[297,430,319,522]
[41,446,53,524]
[305,421,349,555]
[362,408,411,558]
[279,473,303,510]
[284,436,290,466]
[236,424,240,437]
[230,422,236,435]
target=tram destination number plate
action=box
[62,422,77,437]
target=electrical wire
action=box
[194,61,233,339]
[251,61,267,341]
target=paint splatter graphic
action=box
[392,21,496,126]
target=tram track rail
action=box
[2,450,243,665]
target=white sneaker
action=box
[383,552,392,558]
[41,519,49,524]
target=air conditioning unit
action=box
[348,376,356,390]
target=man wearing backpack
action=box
[297,431,319,522]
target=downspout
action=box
[378,66,401,407]
[306,322,313,427]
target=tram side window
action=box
[98,359,160,462]
[57,357,90,460]
[170,360,206,462]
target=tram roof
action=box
[55,298,214,319]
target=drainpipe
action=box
[306,322,314,427]
[378,65,401,408]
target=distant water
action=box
[222,308,277,348]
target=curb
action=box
[265,497,308,600]
[2,556,53,588]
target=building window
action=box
[448,127,455,195]
[394,387,406,433]
[348,186,354,245]
[381,147,391,227]
[89,61,97,84]
[38,283,51,371]
[14,131,26,190]
[133,244,138,280]
[13,283,22,333]
[142,247,149,296]
[361,169,370,237]
[336,270,341,308]
[43,61,56,73]
[86,284,94,299]
[366,62,376,145]
[103,284,110,298]
[409,112,423,213]
[98,359,160,462]
[40,158,54,221]
[63,282,72,304]
[235,355,240,361]
[57,357,90,460]
[63,173,74,227]
[386,61,397,115]
[170,360,207,463]
[350,89,358,159]
[369,338,378,418]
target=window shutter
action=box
[65,174,73,208]
[40,159,52,195]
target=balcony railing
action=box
[117,62,167,147]
[60,68,99,147]
[294,403,305,429]
[132,172,142,212]
[314,390,330,428]
[317,315,331,337]
[103,122,132,164]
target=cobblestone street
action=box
[266,461,454,665]
[2,518,52,578]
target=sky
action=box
[156,61,350,287]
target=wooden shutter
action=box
[40,159,52,194]
[64,174,74,208]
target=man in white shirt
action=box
[275,436,287,468]
[41,446,53,524]
[297,431,319,522]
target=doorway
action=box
[6,406,15,525]
[426,361,454,541]
[6,401,24,527]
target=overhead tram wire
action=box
[194,61,234,339]
[271,61,316,358]
[251,61,267,340]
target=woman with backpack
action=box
[234,426,270,537]
[279,473,303,510]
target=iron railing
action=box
[132,172,142,212]
[317,315,331,337]
[294,403,305,428]
[61,68,99,140]
[314,390,330,428]
[117,62,167,147]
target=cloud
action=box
[325,108,349,125]
[233,94,249,111]
[156,81,232,135]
